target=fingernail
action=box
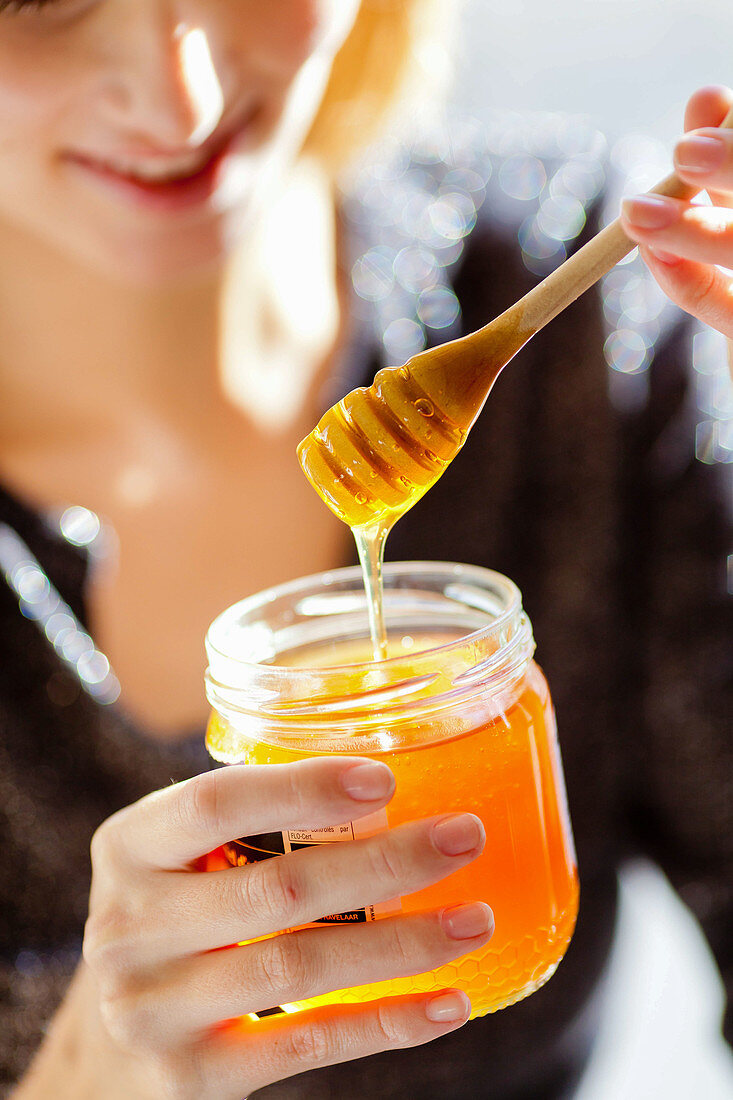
[425,990,471,1023]
[648,246,681,265]
[621,195,677,229]
[341,762,394,801]
[432,814,484,857]
[441,902,494,940]
[675,134,725,173]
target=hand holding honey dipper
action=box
[298,86,733,534]
[622,85,733,349]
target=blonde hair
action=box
[303,0,458,174]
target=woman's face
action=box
[0,0,361,282]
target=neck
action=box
[0,159,341,446]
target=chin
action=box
[59,206,253,288]
[101,224,238,287]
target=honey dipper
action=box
[298,107,733,530]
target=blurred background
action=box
[453,0,733,146]
[448,2,733,1097]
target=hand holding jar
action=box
[71,757,491,1100]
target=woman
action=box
[0,1,730,1097]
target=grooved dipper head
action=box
[297,362,467,529]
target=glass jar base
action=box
[280,942,572,1020]
[246,955,565,1026]
[469,959,561,1019]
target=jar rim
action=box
[206,560,522,674]
[205,562,535,756]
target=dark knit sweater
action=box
[1,114,731,1098]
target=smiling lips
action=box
[63,107,258,214]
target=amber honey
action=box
[205,564,579,1020]
[296,318,521,532]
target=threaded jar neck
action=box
[205,562,535,758]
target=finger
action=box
[684,85,733,133]
[141,812,486,957]
[673,128,733,200]
[636,245,733,342]
[126,904,494,1047]
[100,757,396,871]
[200,990,473,1097]
[620,195,733,268]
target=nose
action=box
[99,18,228,151]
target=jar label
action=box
[224,808,402,924]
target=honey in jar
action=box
[205,562,578,1019]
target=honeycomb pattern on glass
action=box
[286,884,578,1021]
